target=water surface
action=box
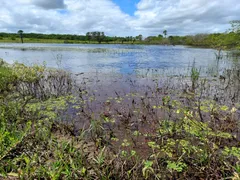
[0,43,233,75]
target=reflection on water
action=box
[0,43,237,75]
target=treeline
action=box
[0,32,87,41]
[146,21,240,49]
[0,32,143,44]
[161,33,240,49]
[0,30,240,49]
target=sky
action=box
[112,0,140,16]
[0,0,239,37]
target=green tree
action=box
[96,32,105,44]
[168,36,174,45]
[86,31,105,43]
[137,34,143,41]
[230,20,240,33]
[18,30,24,43]
[163,30,167,38]
[86,32,91,42]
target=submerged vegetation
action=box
[0,56,240,179]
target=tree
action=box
[168,36,174,45]
[132,37,136,44]
[96,32,105,44]
[120,37,125,44]
[129,36,133,42]
[230,20,240,33]
[163,30,167,38]
[137,34,143,41]
[86,32,91,42]
[18,30,24,43]
[86,31,105,43]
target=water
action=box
[0,43,234,75]
[1,45,239,154]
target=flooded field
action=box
[1,43,240,179]
[1,43,240,134]
[0,43,234,74]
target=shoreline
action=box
[0,40,239,51]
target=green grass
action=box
[0,37,145,45]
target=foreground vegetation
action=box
[0,58,240,179]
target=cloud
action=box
[133,0,240,35]
[0,0,239,36]
[32,0,66,9]
[62,0,131,35]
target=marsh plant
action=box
[0,59,240,179]
[190,61,200,92]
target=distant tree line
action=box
[86,32,105,43]
[0,20,239,49]
[0,31,144,44]
[0,32,87,41]
[0,30,239,49]
[144,33,240,50]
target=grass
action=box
[0,59,240,179]
[0,37,145,45]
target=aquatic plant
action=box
[0,60,240,179]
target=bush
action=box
[0,66,16,92]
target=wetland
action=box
[0,43,240,179]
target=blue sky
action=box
[112,0,140,16]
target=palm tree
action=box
[163,30,167,38]
[18,30,24,43]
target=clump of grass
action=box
[190,60,200,92]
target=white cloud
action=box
[0,0,239,36]
[133,0,240,35]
